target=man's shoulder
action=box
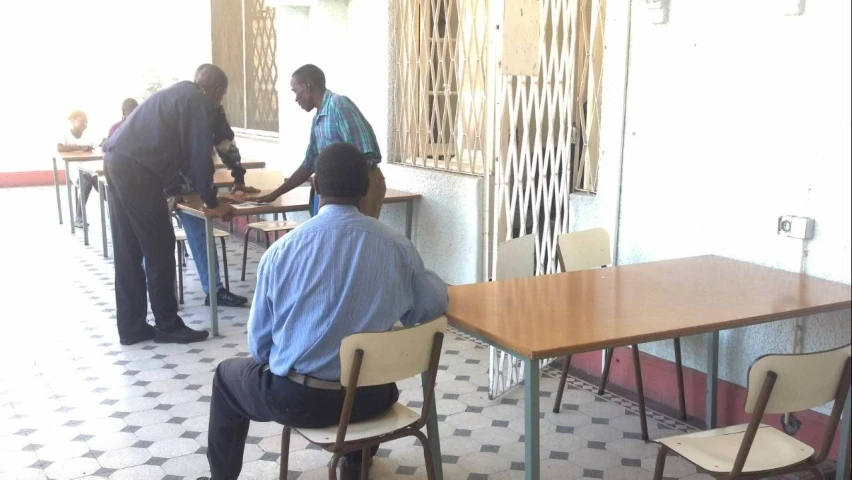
[327,91,358,110]
[152,81,204,104]
[289,209,402,244]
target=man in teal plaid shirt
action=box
[255,64,386,218]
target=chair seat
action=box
[295,403,420,445]
[657,424,814,474]
[246,220,299,232]
[174,228,229,242]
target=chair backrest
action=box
[744,343,851,414]
[556,228,611,272]
[339,316,447,387]
[496,235,536,280]
[243,169,287,192]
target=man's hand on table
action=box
[231,184,261,194]
[252,193,278,204]
[205,203,235,221]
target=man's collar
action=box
[317,203,359,215]
[315,90,334,118]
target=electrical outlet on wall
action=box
[777,215,815,240]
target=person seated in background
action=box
[106,98,139,140]
[58,110,96,228]
[199,142,448,480]
[166,64,258,307]
[57,110,94,153]
[72,98,140,229]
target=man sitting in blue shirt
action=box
[201,142,448,480]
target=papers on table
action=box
[231,201,270,210]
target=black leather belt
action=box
[287,372,341,390]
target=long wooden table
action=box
[52,150,103,233]
[82,161,267,256]
[446,255,852,480]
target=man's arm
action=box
[178,95,218,208]
[255,135,317,202]
[247,249,277,363]
[400,245,449,327]
[216,141,247,185]
[211,107,246,185]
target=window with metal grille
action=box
[211,0,279,133]
[392,0,490,175]
[571,0,605,193]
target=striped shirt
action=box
[300,90,382,172]
[247,204,448,380]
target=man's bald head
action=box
[194,63,213,82]
[195,64,229,107]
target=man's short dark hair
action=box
[315,143,369,199]
[121,98,138,117]
[292,64,326,90]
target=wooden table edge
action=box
[447,299,852,361]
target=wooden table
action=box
[177,186,422,335]
[83,161,267,257]
[52,150,103,233]
[446,255,852,480]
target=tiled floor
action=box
[0,187,825,479]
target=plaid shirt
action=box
[301,90,382,172]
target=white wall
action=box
[575,0,852,387]
[269,0,485,285]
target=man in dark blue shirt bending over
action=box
[103,65,234,345]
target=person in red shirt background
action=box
[107,98,139,138]
[75,99,139,228]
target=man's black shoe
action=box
[339,455,373,480]
[204,288,248,307]
[154,325,209,344]
[119,324,156,346]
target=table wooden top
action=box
[78,160,266,177]
[177,187,421,217]
[56,151,104,162]
[446,255,852,360]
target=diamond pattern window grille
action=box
[245,0,279,132]
[212,0,279,133]
[392,0,490,175]
[489,0,607,399]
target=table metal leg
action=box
[836,387,851,480]
[66,160,75,233]
[523,357,541,480]
[705,331,719,429]
[99,179,108,257]
[205,216,219,336]
[405,201,414,240]
[422,371,444,480]
[53,157,63,224]
[81,179,89,246]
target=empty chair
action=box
[238,169,302,281]
[652,344,851,480]
[550,228,687,441]
[486,235,537,399]
[279,316,447,480]
[495,234,537,281]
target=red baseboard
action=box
[0,170,66,187]
[570,346,842,460]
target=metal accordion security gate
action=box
[392,0,606,399]
[489,0,605,398]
